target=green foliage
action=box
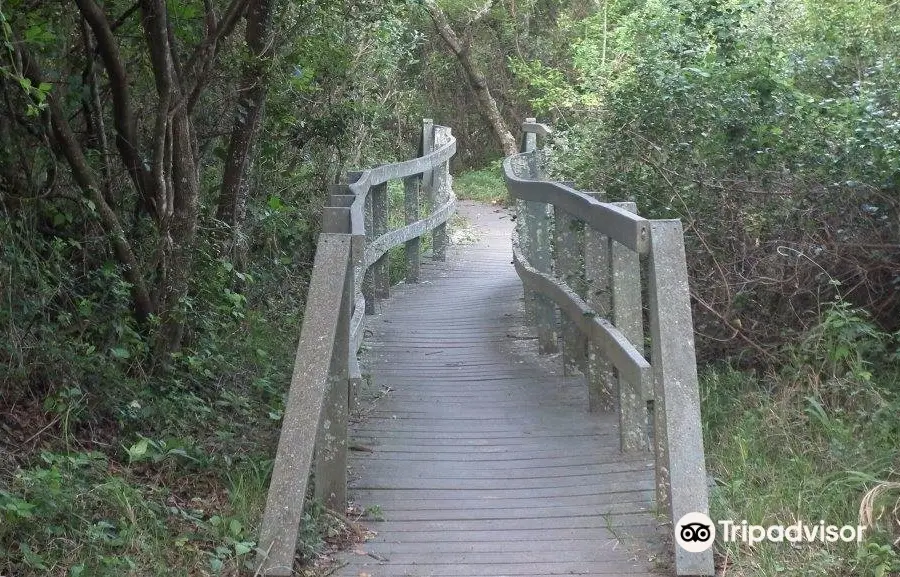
[510,0,900,361]
[364,504,385,521]
[1,0,439,570]
[0,6,51,116]
[453,162,508,204]
[294,500,353,563]
[702,303,900,576]
[857,541,900,577]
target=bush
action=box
[518,0,900,362]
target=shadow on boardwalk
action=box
[337,201,664,577]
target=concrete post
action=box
[555,207,587,374]
[521,119,557,353]
[314,206,353,519]
[362,187,375,314]
[372,182,389,299]
[404,175,420,282]
[432,125,452,261]
[584,192,614,412]
[610,201,647,452]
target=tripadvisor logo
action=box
[675,512,716,553]
[675,512,867,552]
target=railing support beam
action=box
[362,188,375,314]
[555,207,587,374]
[372,182,390,299]
[584,192,615,412]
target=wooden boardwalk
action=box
[337,201,662,577]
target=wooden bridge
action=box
[254,120,715,576]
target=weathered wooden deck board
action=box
[337,201,661,577]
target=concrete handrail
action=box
[255,119,456,576]
[503,154,650,253]
[348,127,457,238]
[255,233,352,576]
[504,119,714,576]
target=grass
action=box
[453,161,508,205]
[700,303,900,576]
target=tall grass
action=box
[701,302,900,576]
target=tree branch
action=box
[19,46,154,321]
[424,0,516,155]
[179,0,250,113]
[74,0,152,216]
[139,0,176,219]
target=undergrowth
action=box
[702,300,900,577]
[0,194,355,575]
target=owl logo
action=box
[675,512,716,553]
[680,522,712,543]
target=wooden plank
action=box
[348,491,654,510]
[347,549,644,564]
[342,538,644,555]
[348,472,651,491]
[347,526,657,544]
[337,561,650,577]
[348,482,655,502]
[338,513,654,532]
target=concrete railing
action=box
[255,119,456,576]
[504,119,714,576]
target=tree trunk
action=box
[25,0,251,362]
[216,0,275,241]
[424,1,517,157]
[141,0,204,357]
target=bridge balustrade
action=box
[505,119,714,576]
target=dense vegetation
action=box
[1,0,898,575]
